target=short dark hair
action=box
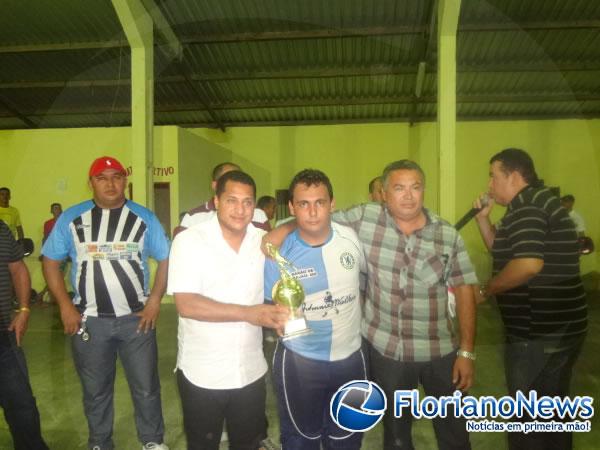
[50,202,62,211]
[288,169,333,202]
[257,195,276,209]
[382,160,425,188]
[216,170,256,198]
[0,187,10,194]
[561,194,575,203]
[368,176,382,193]
[490,148,543,187]
[212,162,241,181]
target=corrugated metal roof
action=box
[459,29,600,66]
[221,103,414,125]
[163,0,429,34]
[179,35,423,76]
[1,1,123,45]
[199,75,416,103]
[460,0,600,24]
[0,0,599,129]
[0,48,130,83]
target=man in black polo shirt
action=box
[474,148,587,450]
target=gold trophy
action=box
[266,242,312,340]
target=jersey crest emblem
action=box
[339,252,355,270]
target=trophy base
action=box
[282,318,312,341]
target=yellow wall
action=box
[1,118,598,293]
[178,127,232,216]
[190,127,289,200]
[0,126,179,291]
[195,119,600,278]
[193,124,415,208]
[454,120,600,279]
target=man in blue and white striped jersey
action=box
[42,156,170,450]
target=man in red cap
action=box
[42,156,170,450]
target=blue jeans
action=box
[0,331,48,450]
[71,315,164,450]
[504,337,585,450]
[272,342,367,450]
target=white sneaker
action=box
[142,443,169,450]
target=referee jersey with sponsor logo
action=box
[492,185,587,345]
[265,222,365,362]
[42,200,169,317]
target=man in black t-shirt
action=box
[474,148,587,450]
[0,220,48,449]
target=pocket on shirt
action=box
[414,254,446,287]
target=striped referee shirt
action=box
[492,186,587,345]
[334,204,478,362]
[42,200,170,317]
[0,220,23,330]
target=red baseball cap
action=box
[89,156,127,178]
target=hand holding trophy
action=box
[266,242,311,340]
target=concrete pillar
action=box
[437,0,461,221]
[112,0,154,208]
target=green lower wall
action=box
[1,119,598,293]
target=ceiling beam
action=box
[3,60,600,90]
[179,20,600,45]
[0,94,37,128]
[3,112,600,131]
[178,111,600,128]
[459,20,600,32]
[179,25,429,45]
[459,93,600,103]
[180,117,418,127]
[2,20,598,54]
[9,93,600,118]
[459,62,600,72]
[141,0,225,130]
[409,0,439,125]
[172,62,227,131]
[0,40,126,54]
[0,25,427,54]
[140,0,182,61]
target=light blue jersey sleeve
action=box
[127,201,170,262]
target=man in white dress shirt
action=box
[168,170,288,450]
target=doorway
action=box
[154,182,171,236]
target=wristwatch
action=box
[457,349,476,361]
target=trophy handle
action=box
[267,242,299,273]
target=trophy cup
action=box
[266,243,312,340]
